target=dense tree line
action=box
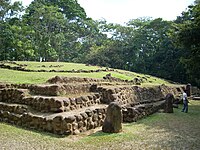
[0,0,199,87]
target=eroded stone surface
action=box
[102,102,122,133]
[0,76,192,135]
[164,93,174,113]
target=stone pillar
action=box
[102,102,122,133]
[186,83,191,97]
[164,93,174,113]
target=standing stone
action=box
[102,102,122,133]
[186,83,191,97]
[164,93,174,113]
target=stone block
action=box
[85,109,93,117]
[80,112,88,119]
[76,97,83,104]
[102,102,122,133]
[164,93,174,113]
[64,116,76,123]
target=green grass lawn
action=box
[1,100,200,150]
[0,68,135,84]
[0,61,171,85]
[6,61,107,71]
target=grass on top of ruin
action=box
[2,61,108,71]
[1,100,200,150]
[0,61,170,85]
[0,68,134,84]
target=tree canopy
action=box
[0,0,199,87]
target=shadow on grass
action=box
[87,130,123,137]
[79,100,200,150]
[1,100,200,148]
[122,100,200,148]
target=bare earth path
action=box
[0,100,200,150]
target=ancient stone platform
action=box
[0,76,187,135]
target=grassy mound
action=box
[0,61,170,85]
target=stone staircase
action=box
[0,77,187,135]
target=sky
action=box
[12,0,195,24]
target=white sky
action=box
[12,0,195,24]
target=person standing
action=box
[182,89,188,113]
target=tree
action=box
[0,0,24,60]
[22,0,92,62]
[24,3,66,61]
[176,1,200,86]
[46,0,86,20]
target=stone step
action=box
[0,102,28,114]
[25,93,101,113]
[0,88,102,113]
[0,99,165,135]
[122,100,165,122]
[0,82,187,136]
[0,101,107,119]
[0,103,108,135]
[29,84,94,96]
[27,104,108,119]
[0,88,29,103]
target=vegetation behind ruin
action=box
[1,0,200,87]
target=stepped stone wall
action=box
[0,106,107,135]
[122,100,165,122]
[29,84,94,96]
[0,102,28,114]
[0,76,191,136]
[0,88,101,113]
[47,76,105,84]
[97,85,184,105]
[47,76,134,84]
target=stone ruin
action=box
[0,76,195,135]
[102,102,122,133]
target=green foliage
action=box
[0,0,24,60]
[0,1,199,86]
[46,0,87,19]
[176,2,200,87]
[87,18,186,84]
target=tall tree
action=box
[0,0,23,60]
[23,2,66,61]
[23,0,88,61]
[46,0,86,20]
[176,1,200,86]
